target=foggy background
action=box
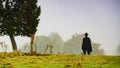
[0,0,120,55]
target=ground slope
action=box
[0,53,120,68]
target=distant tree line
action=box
[116,44,120,55]
[21,32,104,55]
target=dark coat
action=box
[82,37,92,52]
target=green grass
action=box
[0,52,120,68]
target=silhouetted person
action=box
[82,33,92,55]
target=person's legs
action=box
[83,49,86,55]
[87,50,91,55]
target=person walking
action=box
[82,33,92,55]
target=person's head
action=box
[84,33,88,37]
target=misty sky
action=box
[36,0,120,55]
[0,0,120,55]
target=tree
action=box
[0,0,20,51]
[92,43,104,54]
[116,44,120,55]
[32,36,52,54]
[21,0,41,53]
[0,41,8,52]
[48,32,64,53]
[0,0,41,51]
[63,33,84,54]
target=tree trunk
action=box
[35,36,38,54]
[9,34,17,51]
[30,40,33,54]
[30,34,34,54]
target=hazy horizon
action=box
[0,0,120,55]
[37,0,120,55]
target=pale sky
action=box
[36,0,120,55]
[0,0,120,55]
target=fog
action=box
[36,0,120,55]
[0,0,120,55]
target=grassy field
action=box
[0,52,120,68]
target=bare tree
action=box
[44,44,53,54]
[0,41,8,52]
